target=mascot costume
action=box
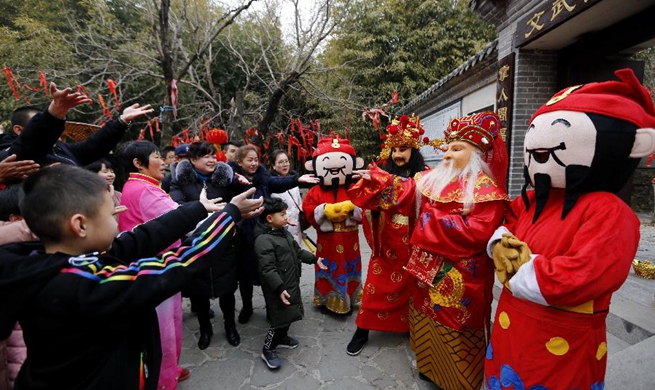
[485,68,655,390]
[302,135,365,314]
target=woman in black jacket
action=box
[228,145,318,324]
[169,141,241,350]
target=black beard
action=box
[522,165,591,222]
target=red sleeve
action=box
[412,200,506,260]
[534,197,640,307]
[347,164,417,216]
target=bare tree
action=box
[221,0,351,145]
[66,0,257,145]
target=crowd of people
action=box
[1,69,654,390]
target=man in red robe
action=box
[353,111,508,389]
[486,69,655,390]
[302,136,365,314]
[345,115,429,356]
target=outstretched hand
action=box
[235,173,251,185]
[230,187,264,218]
[352,170,371,181]
[199,188,226,213]
[316,257,327,270]
[48,82,93,119]
[298,174,319,184]
[0,155,40,183]
[120,103,154,123]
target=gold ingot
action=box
[596,342,607,360]
[546,85,582,106]
[336,244,344,254]
[545,337,569,356]
[499,311,510,329]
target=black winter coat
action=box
[254,221,316,328]
[0,110,128,167]
[0,202,240,390]
[228,162,299,285]
[169,160,239,297]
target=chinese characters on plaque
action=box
[496,53,515,150]
[516,0,600,47]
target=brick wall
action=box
[507,50,558,197]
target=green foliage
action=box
[313,0,496,159]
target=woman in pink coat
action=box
[117,140,190,388]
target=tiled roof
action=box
[401,39,498,113]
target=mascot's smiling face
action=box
[525,110,597,189]
[315,151,355,186]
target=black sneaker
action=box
[261,349,282,369]
[346,334,368,356]
[277,336,299,349]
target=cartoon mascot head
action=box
[305,135,365,199]
[524,68,655,221]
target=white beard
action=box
[416,152,491,215]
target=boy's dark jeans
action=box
[263,325,290,351]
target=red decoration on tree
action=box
[76,85,93,105]
[97,94,112,119]
[4,67,26,102]
[106,79,120,111]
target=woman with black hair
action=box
[269,149,304,245]
[169,141,242,350]
[229,145,318,324]
[85,158,121,213]
[115,140,190,386]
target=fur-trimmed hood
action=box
[175,160,234,187]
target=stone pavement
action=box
[179,217,655,389]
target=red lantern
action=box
[206,128,228,145]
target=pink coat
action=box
[119,173,185,390]
[0,221,38,389]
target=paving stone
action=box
[176,222,655,389]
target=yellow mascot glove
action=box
[324,200,355,222]
[492,241,518,284]
[503,234,532,272]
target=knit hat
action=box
[379,115,428,160]
[531,68,655,128]
[174,143,189,157]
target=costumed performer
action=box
[485,68,655,390]
[345,114,428,356]
[302,135,365,314]
[353,111,508,389]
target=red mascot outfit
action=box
[485,69,655,390]
[302,136,365,314]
